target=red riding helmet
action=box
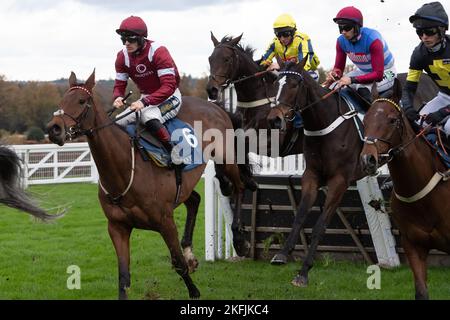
[333,6,364,26]
[116,16,148,37]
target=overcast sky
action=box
[0,0,448,81]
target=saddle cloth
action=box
[425,131,450,169]
[126,118,204,171]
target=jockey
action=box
[260,13,321,81]
[325,6,396,105]
[402,2,450,135]
[113,16,182,162]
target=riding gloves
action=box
[404,107,419,123]
[425,106,450,126]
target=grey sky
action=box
[0,0,448,81]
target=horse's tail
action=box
[225,111,257,192]
[0,146,64,221]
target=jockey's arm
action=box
[327,40,346,82]
[349,39,384,84]
[141,74,177,106]
[401,69,422,111]
[260,42,276,67]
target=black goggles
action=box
[276,31,294,38]
[120,35,140,44]
[338,24,354,33]
[415,27,439,37]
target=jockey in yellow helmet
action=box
[260,14,321,81]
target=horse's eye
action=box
[224,57,232,64]
[79,99,86,105]
[390,118,397,125]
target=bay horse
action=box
[46,71,246,299]
[360,78,450,300]
[0,145,56,220]
[266,59,437,287]
[206,33,303,157]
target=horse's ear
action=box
[391,78,402,103]
[211,31,219,47]
[297,56,308,71]
[69,72,77,87]
[229,33,243,47]
[85,69,96,91]
[370,82,379,100]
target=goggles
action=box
[276,31,294,38]
[415,27,439,37]
[338,24,354,33]
[121,35,140,44]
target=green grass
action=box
[0,181,449,300]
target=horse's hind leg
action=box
[108,220,132,300]
[402,238,429,300]
[271,171,319,265]
[181,190,201,273]
[160,215,200,299]
[293,175,347,287]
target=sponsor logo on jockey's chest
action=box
[135,64,154,78]
[348,52,369,63]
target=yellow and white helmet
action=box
[273,14,297,32]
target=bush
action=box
[26,126,45,142]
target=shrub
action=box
[26,126,45,142]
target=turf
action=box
[0,181,448,300]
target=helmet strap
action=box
[349,25,361,42]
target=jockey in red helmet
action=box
[113,16,182,165]
[324,6,397,105]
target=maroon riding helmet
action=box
[116,16,148,37]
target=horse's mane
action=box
[220,36,256,59]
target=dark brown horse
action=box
[360,78,450,300]
[0,145,56,220]
[46,71,245,299]
[266,59,438,287]
[206,33,303,157]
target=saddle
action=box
[125,118,204,171]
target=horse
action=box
[266,59,438,287]
[0,145,56,220]
[46,71,247,299]
[360,78,450,300]
[206,33,303,157]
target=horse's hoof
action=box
[189,287,201,299]
[291,275,308,287]
[233,239,250,257]
[270,253,288,265]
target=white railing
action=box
[11,142,98,187]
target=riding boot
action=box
[357,87,372,110]
[145,119,183,169]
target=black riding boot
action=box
[145,119,175,163]
[357,87,372,110]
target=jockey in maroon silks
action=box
[113,16,181,162]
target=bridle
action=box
[363,98,410,164]
[273,70,305,123]
[209,44,241,89]
[53,86,116,140]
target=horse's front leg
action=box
[108,220,132,300]
[293,174,348,287]
[402,237,429,300]
[271,170,319,265]
[181,190,201,273]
